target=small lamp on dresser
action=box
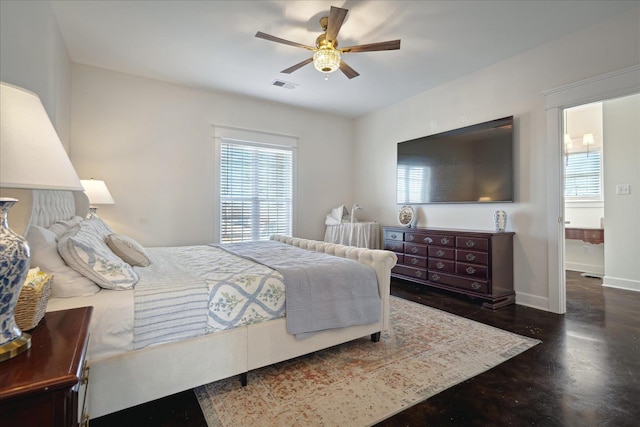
[81,178,115,218]
[0,82,84,362]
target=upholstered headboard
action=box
[0,189,89,236]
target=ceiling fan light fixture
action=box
[313,48,341,73]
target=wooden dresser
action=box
[383,226,515,308]
[0,306,92,427]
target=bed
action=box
[10,189,397,419]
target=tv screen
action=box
[397,116,514,204]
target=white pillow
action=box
[106,234,151,267]
[26,225,100,298]
[58,222,138,290]
[47,216,85,239]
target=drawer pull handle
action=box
[436,261,445,269]
[466,253,476,261]
[466,266,476,274]
[436,250,444,257]
[411,258,419,265]
[466,240,475,247]
[411,247,419,254]
[441,237,449,244]
[390,233,397,239]
[425,237,433,243]
[415,271,423,278]
[591,233,597,238]
[471,282,481,290]
[407,235,415,241]
[431,273,440,281]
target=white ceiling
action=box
[50,0,636,118]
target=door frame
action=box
[543,65,640,314]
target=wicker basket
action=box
[15,271,53,331]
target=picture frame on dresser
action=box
[383,226,515,308]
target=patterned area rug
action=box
[195,296,540,426]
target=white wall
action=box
[69,64,355,246]
[564,203,604,229]
[603,94,640,291]
[0,0,71,148]
[353,7,640,310]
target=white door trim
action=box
[543,65,640,314]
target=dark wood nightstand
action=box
[0,306,92,427]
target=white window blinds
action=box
[220,142,293,243]
[564,151,602,200]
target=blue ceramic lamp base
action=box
[0,198,32,362]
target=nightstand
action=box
[0,306,92,427]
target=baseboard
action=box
[565,262,604,276]
[515,292,549,311]
[602,275,640,292]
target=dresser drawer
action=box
[456,236,489,251]
[428,258,455,273]
[454,277,489,294]
[384,230,404,241]
[424,234,455,247]
[384,241,404,252]
[428,246,455,260]
[456,249,488,265]
[427,271,489,294]
[393,264,427,280]
[405,243,427,257]
[456,262,488,279]
[404,231,426,243]
[405,255,427,268]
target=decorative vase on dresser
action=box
[0,198,31,362]
[383,226,516,308]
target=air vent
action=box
[272,80,298,89]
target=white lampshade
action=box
[564,134,573,148]
[0,82,83,191]
[81,179,115,205]
[582,133,595,145]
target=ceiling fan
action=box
[255,6,400,79]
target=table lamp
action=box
[0,82,83,362]
[81,179,115,218]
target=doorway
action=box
[544,64,640,314]
[562,102,605,279]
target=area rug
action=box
[195,296,540,426]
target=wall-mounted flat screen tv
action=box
[397,116,514,204]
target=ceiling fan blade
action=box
[341,39,401,53]
[281,57,314,74]
[255,31,315,51]
[326,6,348,44]
[339,60,360,79]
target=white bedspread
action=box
[46,288,135,361]
[135,246,286,348]
[47,245,286,360]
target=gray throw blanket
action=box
[215,240,380,337]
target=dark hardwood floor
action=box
[91,271,639,426]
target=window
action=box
[220,141,293,242]
[564,151,602,200]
